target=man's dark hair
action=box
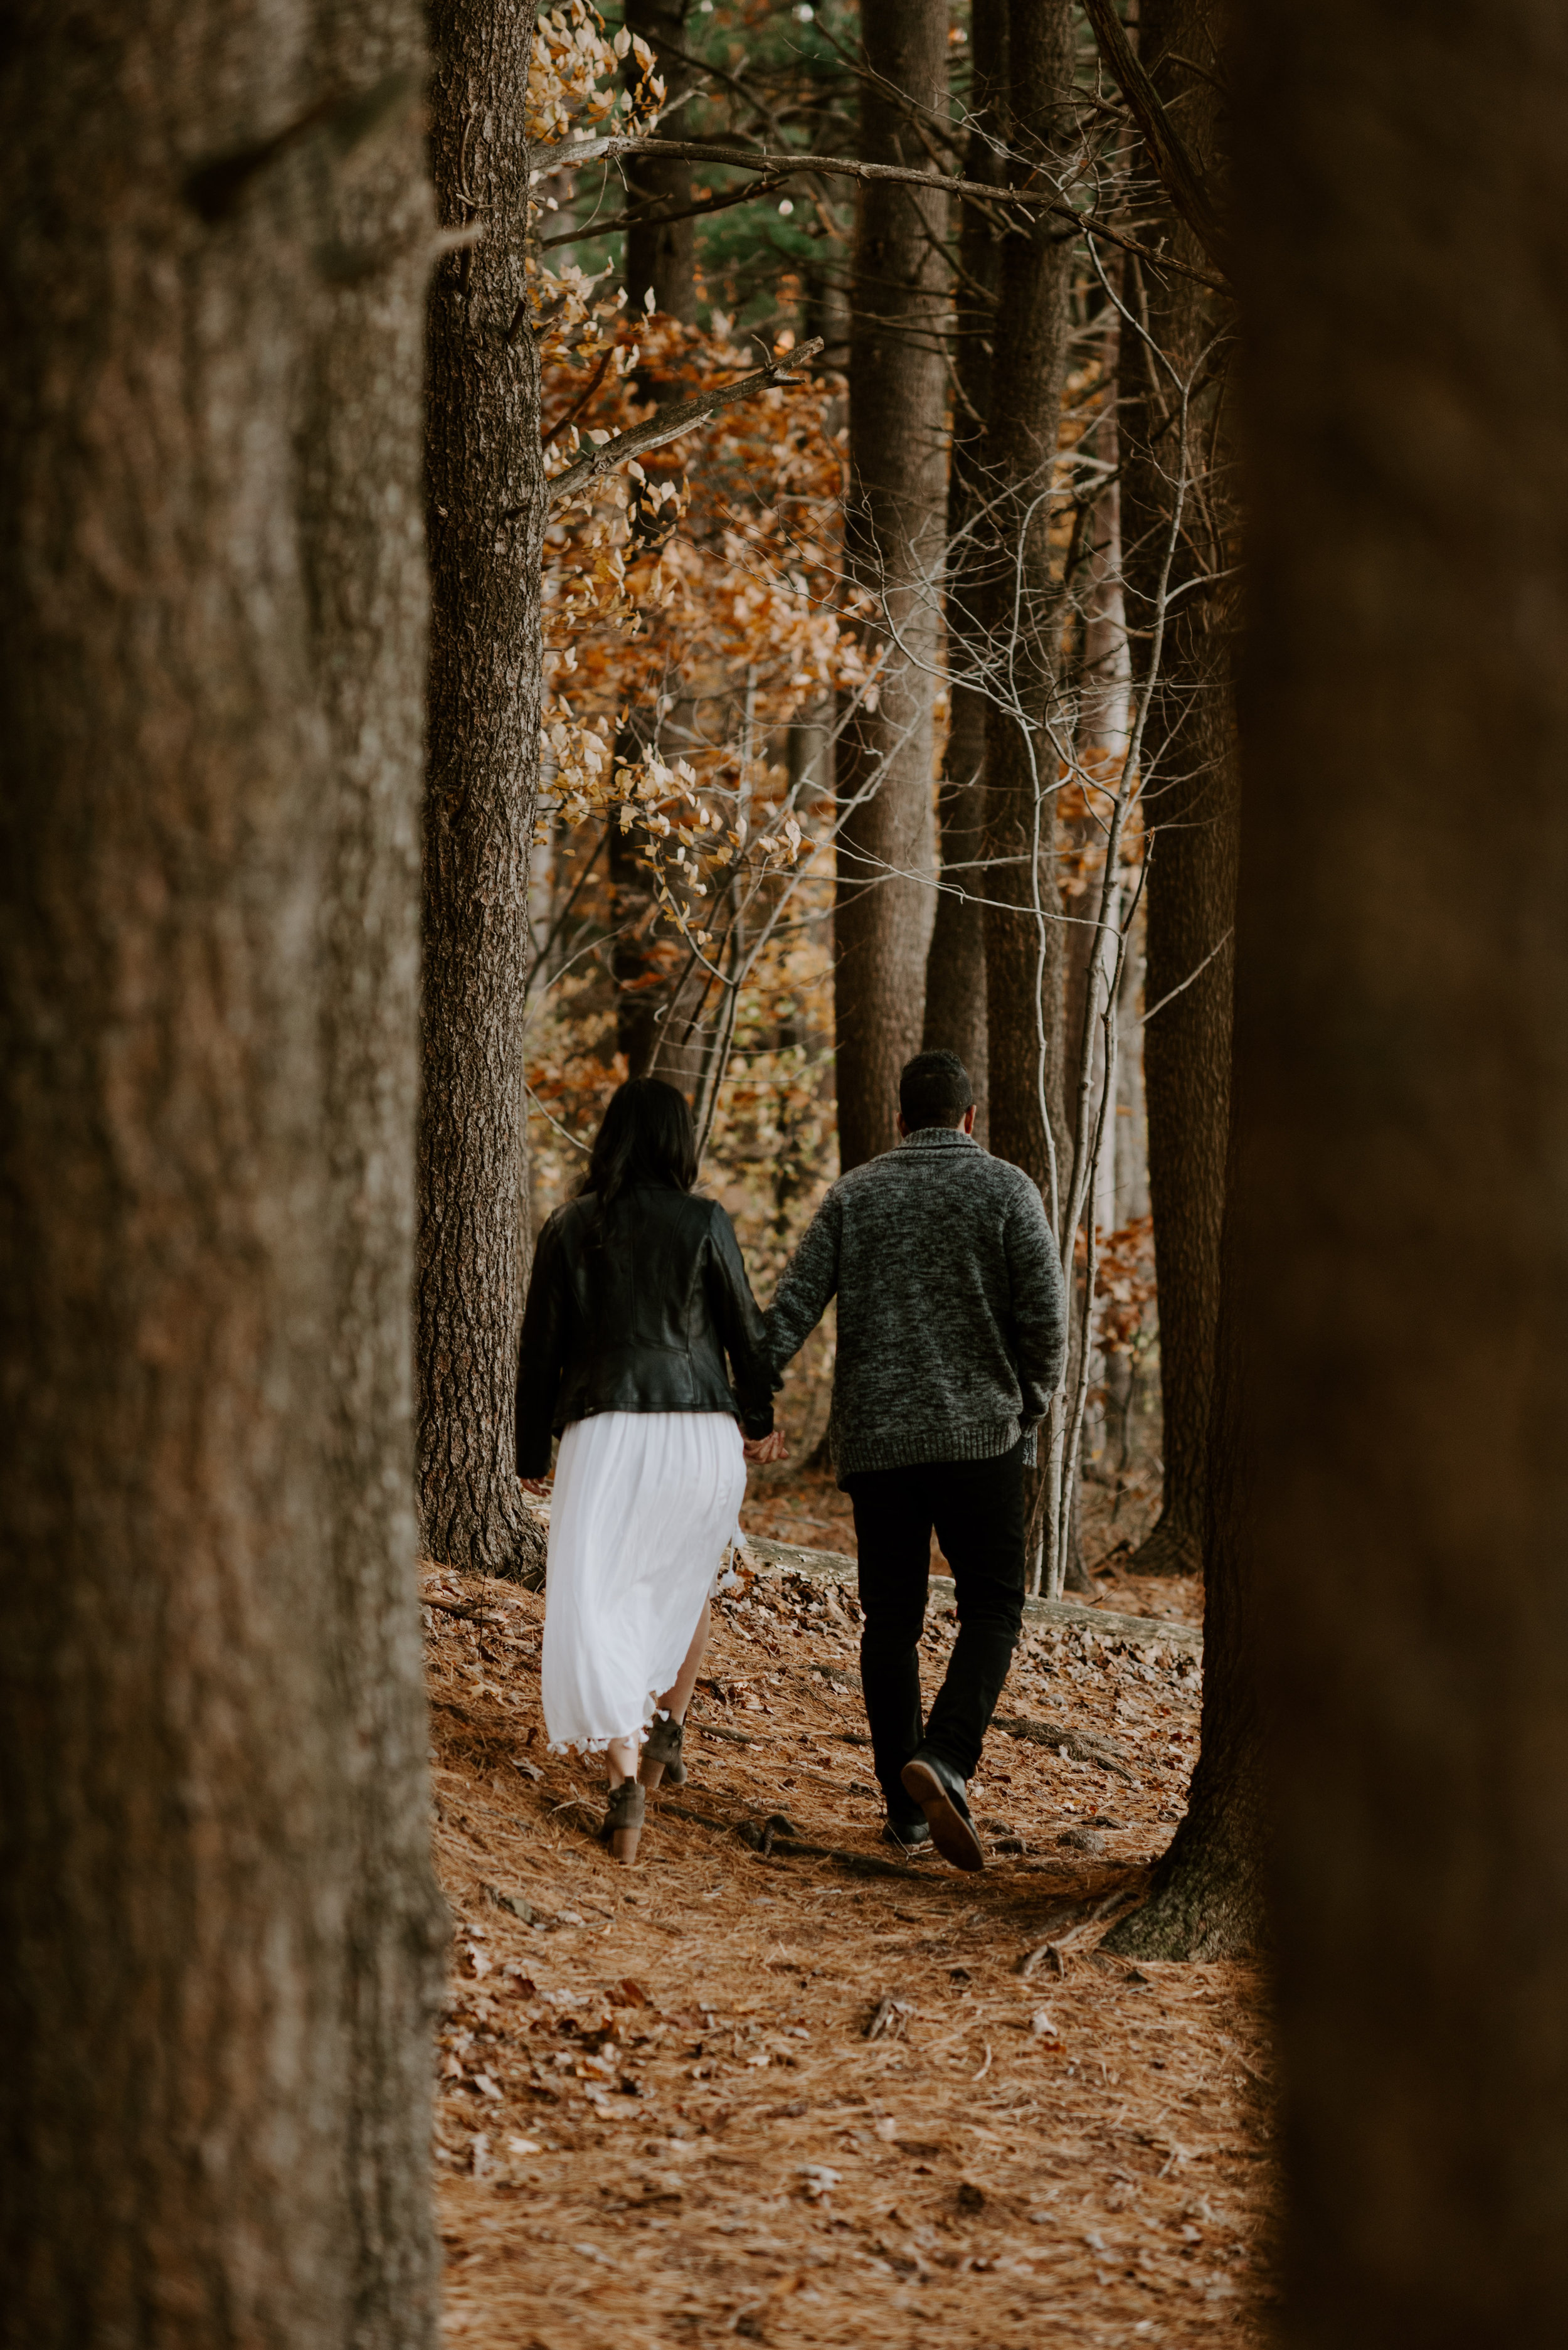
[899,1049,974,1132]
[582,1075,699,1210]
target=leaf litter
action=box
[424,1506,1275,2347]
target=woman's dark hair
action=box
[581,1077,698,1211]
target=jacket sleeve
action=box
[1004,1184,1068,1422]
[763,1189,840,1375]
[702,1204,776,1438]
[515,1211,568,1477]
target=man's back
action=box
[766,1125,1067,1480]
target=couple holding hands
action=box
[516,1051,1066,1870]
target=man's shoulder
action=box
[831,1139,1042,1217]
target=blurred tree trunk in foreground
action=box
[1117,0,1241,1578]
[0,2,442,2341]
[309,1,450,2329]
[1249,1,1568,2337]
[921,0,1005,1135]
[420,0,549,1580]
[834,0,946,1172]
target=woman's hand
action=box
[743,1428,789,1465]
[518,1475,551,1498]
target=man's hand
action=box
[518,1475,551,1498]
[743,1429,789,1465]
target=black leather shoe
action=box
[900,1750,985,1872]
[882,1816,932,1851]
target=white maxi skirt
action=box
[541,1408,746,1755]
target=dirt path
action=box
[426,1514,1274,2347]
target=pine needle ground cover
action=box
[425,1509,1273,2346]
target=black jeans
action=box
[845,1442,1027,1819]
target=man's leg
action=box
[845,1465,934,1826]
[920,1442,1027,1779]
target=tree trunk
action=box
[1120,0,1241,1578]
[921,0,1005,1137]
[979,0,1079,1219]
[420,0,549,1582]
[1238,2,1568,2337]
[306,6,449,2333]
[613,11,701,1091]
[623,0,699,325]
[973,0,1079,1585]
[0,3,440,2337]
[834,0,946,1172]
[1101,1055,1264,1959]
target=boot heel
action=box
[640,1711,686,1788]
[601,1777,646,1866]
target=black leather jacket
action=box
[515,1185,776,1477]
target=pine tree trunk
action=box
[623,0,699,324]
[979,0,1079,1217]
[1238,1,1568,2336]
[1102,1066,1264,1959]
[0,3,440,2336]
[973,0,1080,1583]
[834,0,946,1172]
[305,6,448,2333]
[420,0,549,1583]
[1120,0,1241,1578]
[921,0,1005,1135]
[615,1,701,1090]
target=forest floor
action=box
[426,1463,1275,2349]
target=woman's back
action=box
[516,1183,773,1471]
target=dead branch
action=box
[546,134,1227,292]
[545,338,825,506]
[539,171,794,251]
[993,1711,1135,1781]
[1081,0,1226,272]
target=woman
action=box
[516,1077,785,1862]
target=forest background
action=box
[522,0,1206,1609]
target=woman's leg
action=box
[605,1735,638,1787]
[657,1599,711,1722]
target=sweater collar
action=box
[898,1125,977,1150]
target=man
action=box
[766,1050,1067,1869]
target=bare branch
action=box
[1080,0,1227,272]
[539,172,793,252]
[544,134,1227,292]
[545,338,825,507]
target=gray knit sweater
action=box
[765,1126,1068,1481]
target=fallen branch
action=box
[425,1595,509,1625]
[1015,1882,1147,1976]
[993,1711,1135,1781]
[546,338,824,506]
[545,134,1227,293]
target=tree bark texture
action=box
[978,0,1080,1221]
[834,0,946,1172]
[421,0,549,1582]
[623,0,699,324]
[921,0,1006,1137]
[1120,0,1241,1576]
[1242,2,1568,2338]
[614,8,700,1090]
[306,6,448,2335]
[0,4,440,2341]
[1102,1056,1264,1960]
